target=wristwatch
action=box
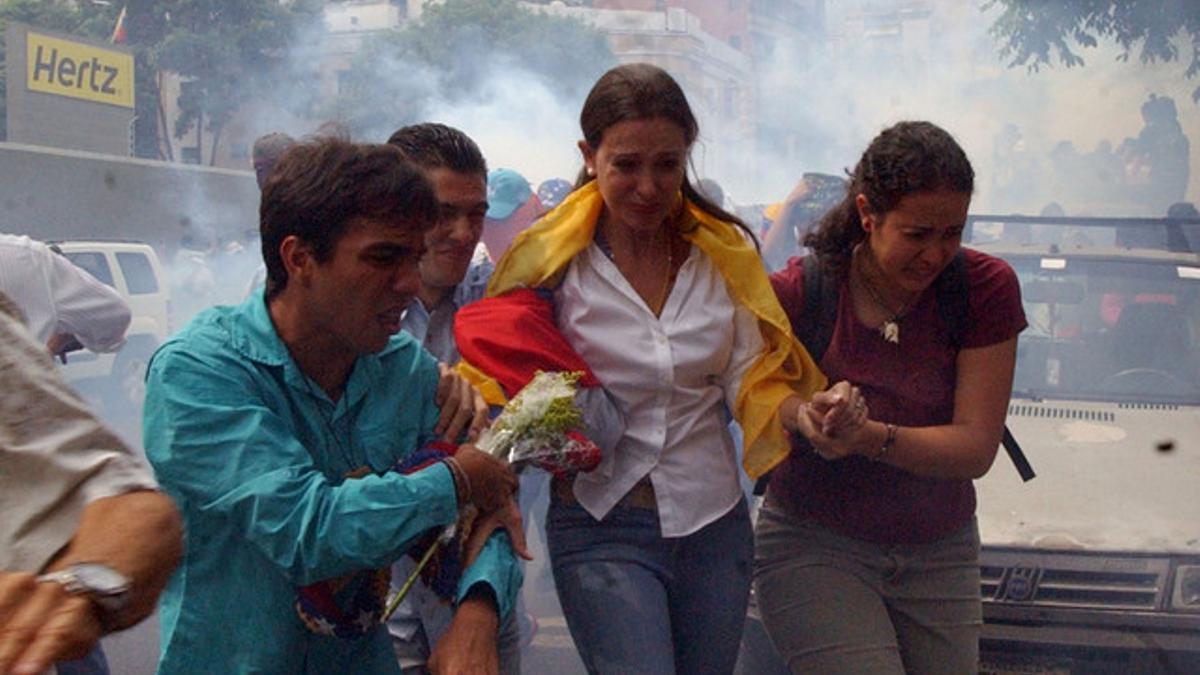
[37,562,131,628]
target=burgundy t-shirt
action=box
[768,248,1027,544]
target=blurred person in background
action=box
[756,121,1026,674]
[0,292,180,675]
[1166,201,1199,252]
[536,178,572,210]
[481,168,542,260]
[760,173,846,271]
[167,233,216,326]
[0,233,130,360]
[245,132,298,298]
[386,122,531,673]
[252,132,296,190]
[141,136,524,674]
[486,63,828,675]
[1099,201,1199,330]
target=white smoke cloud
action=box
[737,0,1198,214]
[421,60,585,185]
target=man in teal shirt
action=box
[143,137,523,674]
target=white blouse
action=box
[555,242,764,537]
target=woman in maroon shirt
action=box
[755,121,1027,674]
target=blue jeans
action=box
[547,490,753,675]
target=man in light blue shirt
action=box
[387,123,520,672]
[399,248,491,363]
[142,137,523,674]
[390,123,493,365]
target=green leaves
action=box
[986,0,1200,102]
[155,0,319,155]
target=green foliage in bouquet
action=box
[478,370,585,464]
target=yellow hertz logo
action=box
[26,32,134,109]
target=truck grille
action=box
[1007,403,1115,422]
[981,550,1169,610]
[1117,402,1180,411]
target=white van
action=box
[52,241,170,414]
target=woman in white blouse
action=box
[486,63,835,674]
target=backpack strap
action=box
[934,250,968,348]
[933,249,1035,482]
[798,255,839,364]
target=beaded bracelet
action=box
[874,423,898,461]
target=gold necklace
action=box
[854,252,909,344]
[650,234,676,317]
[598,222,676,317]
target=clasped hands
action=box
[794,380,877,461]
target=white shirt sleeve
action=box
[721,302,766,414]
[41,244,131,352]
[0,297,156,572]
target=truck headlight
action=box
[1173,565,1200,611]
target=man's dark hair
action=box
[1168,201,1199,219]
[386,123,487,178]
[260,135,438,300]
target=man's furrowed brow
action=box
[365,240,422,256]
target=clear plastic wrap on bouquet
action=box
[476,370,601,476]
[382,371,603,623]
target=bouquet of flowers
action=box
[476,370,601,476]
[382,371,601,622]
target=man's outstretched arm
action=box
[0,491,182,675]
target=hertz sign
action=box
[26,31,134,109]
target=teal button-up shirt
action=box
[143,293,520,674]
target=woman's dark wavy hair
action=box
[575,63,757,244]
[805,121,974,276]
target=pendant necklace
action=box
[855,255,909,345]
